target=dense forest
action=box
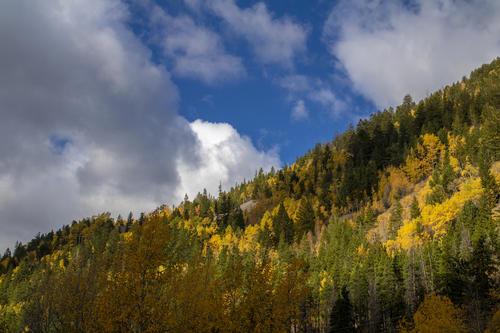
[1,58,499,332]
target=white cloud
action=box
[208,0,308,66]
[176,120,280,200]
[308,88,347,115]
[276,74,312,93]
[184,0,202,11]
[0,0,278,251]
[277,74,347,117]
[291,100,308,120]
[324,0,500,108]
[152,8,245,83]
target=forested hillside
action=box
[1,58,499,332]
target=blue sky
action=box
[127,0,377,164]
[1,0,499,250]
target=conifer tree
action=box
[468,234,496,331]
[481,106,500,160]
[389,201,403,239]
[410,197,421,220]
[329,287,355,332]
[126,212,133,231]
[273,203,294,245]
[295,198,315,241]
[229,207,245,231]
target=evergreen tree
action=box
[427,151,455,205]
[138,212,145,226]
[410,197,421,220]
[479,150,499,207]
[258,222,273,249]
[295,198,315,241]
[468,234,497,332]
[198,189,211,218]
[329,287,355,332]
[229,207,245,231]
[481,106,500,160]
[272,203,294,245]
[183,194,190,220]
[441,151,455,195]
[126,212,133,231]
[388,201,403,239]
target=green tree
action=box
[409,198,419,220]
[295,198,315,241]
[272,203,294,245]
[329,287,355,332]
[389,201,403,239]
[481,106,500,160]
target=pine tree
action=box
[138,212,145,226]
[468,234,496,332]
[389,201,403,239]
[229,207,245,231]
[441,151,455,195]
[481,106,500,160]
[273,203,294,245]
[126,212,133,231]
[427,151,454,204]
[329,287,355,332]
[410,197,421,220]
[295,198,315,241]
[258,222,273,249]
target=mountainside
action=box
[1,58,500,332]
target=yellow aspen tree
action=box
[400,293,467,333]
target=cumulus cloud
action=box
[208,0,308,66]
[324,0,500,108]
[0,0,278,251]
[176,120,280,200]
[152,7,245,83]
[291,100,308,120]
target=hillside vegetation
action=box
[1,58,500,332]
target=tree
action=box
[404,134,443,182]
[295,198,315,241]
[481,105,500,160]
[96,215,172,331]
[329,287,355,332]
[400,293,467,333]
[229,207,245,231]
[272,203,294,245]
[410,197,421,220]
[427,151,455,205]
[467,234,497,332]
[485,308,500,333]
[389,201,403,239]
[126,212,133,231]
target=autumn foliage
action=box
[1,58,500,332]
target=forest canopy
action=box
[1,58,500,332]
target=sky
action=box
[1,0,500,251]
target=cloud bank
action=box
[324,0,500,108]
[0,0,279,250]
